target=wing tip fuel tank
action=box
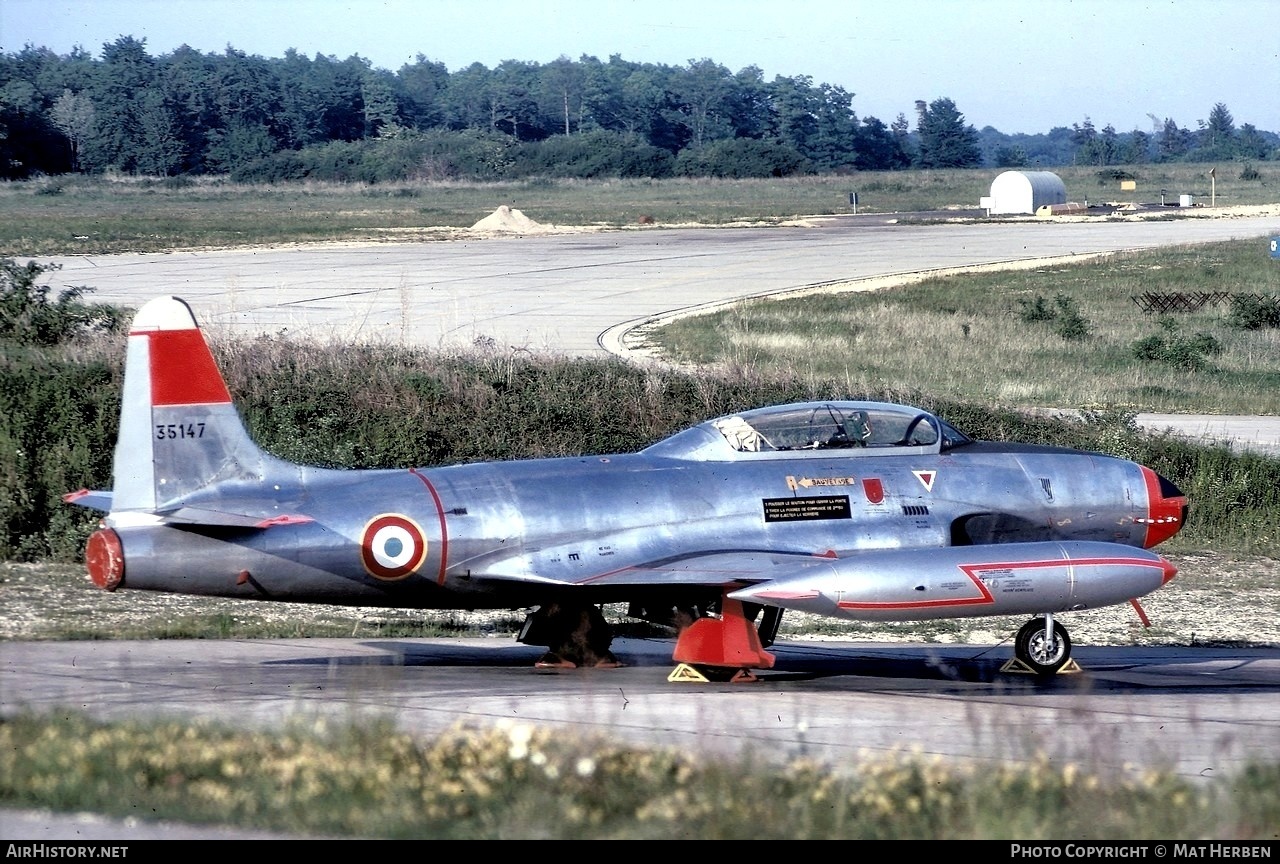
[728,541,1176,622]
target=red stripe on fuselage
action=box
[140,328,232,406]
[835,555,1167,612]
[837,568,995,611]
[410,468,449,586]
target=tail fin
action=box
[87,296,288,520]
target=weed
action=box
[1226,293,1280,330]
[1,710,1274,839]
[1132,318,1224,370]
[0,259,124,345]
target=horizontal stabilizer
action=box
[63,489,112,512]
[154,507,315,529]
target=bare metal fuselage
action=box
[107,430,1171,621]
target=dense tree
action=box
[993,144,1029,168]
[489,59,543,140]
[853,115,909,170]
[81,36,158,172]
[890,113,914,164]
[539,55,585,136]
[3,39,1275,180]
[394,55,449,130]
[807,83,859,169]
[914,97,981,168]
[1156,117,1194,162]
[666,58,735,150]
[133,88,184,174]
[360,65,399,137]
[1070,116,1097,164]
[158,45,222,173]
[765,74,821,158]
[48,88,94,170]
[440,62,494,131]
[1123,129,1151,164]
[1237,123,1271,160]
[1201,102,1236,150]
[1099,124,1120,165]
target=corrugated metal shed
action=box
[988,171,1067,215]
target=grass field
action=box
[3,162,1276,256]
[646,238,1280,415]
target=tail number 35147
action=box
[155,422,206,440]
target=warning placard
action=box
[763,495,852,523]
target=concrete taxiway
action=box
[4,637,1277,780]
[36,213,1280,355]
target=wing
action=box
[470,541,1174,623]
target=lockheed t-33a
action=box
[66,296,1188,682]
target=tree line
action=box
[2,37,1275,182]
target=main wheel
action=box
[1015,618,1072,676]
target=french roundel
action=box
[360,514,428,580]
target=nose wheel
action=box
[1013,616,1072,676]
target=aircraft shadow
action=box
[263,638,1280,696]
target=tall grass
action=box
[1,711,1274,839]
[653,239,1280,415]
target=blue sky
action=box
[2,0,1276,135]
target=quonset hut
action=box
[986,170,1067,215]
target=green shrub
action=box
[0,355,121,559]
[1226,293,1280,330]
[516,130,676,179]
[230,151,310,183]
[1131,318,1223,370]
[0,259,125,345]
[1016,295,1056,322]
[675,138,811,179]
[1015,293,1091,340]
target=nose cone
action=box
[1140,466,1188,548]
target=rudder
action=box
[111,296,274,514]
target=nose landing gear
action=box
[1005,614,1078,677]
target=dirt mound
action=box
[470,205,549,233]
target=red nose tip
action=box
[1140,466,1188,548]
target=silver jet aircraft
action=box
[66,296,1188,680]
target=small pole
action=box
[1209,167,1216,207]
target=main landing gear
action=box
[518,602,622,669]
[517,595,780,680]
[1006,614,1076,676]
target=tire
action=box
[1015,618,1072,676]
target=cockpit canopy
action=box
[644,401,973,461]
